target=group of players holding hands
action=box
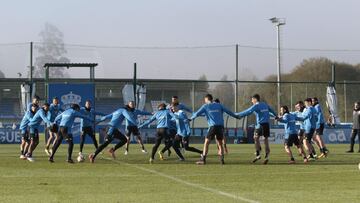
[18,92,329,165]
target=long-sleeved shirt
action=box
[28,109,52,131]
[236,102,276,129]
[353,110,360,129]
[125,109,152,127]
[49,103,62,122]
[191,102,238,127]
[301,106,317,133]
[55,108,93,128]
[278,112,303,138]
[295,111,305,130]
[79,107,105,128]
[313,103,325,128]
[171,110,191,137]
[97,108,132,129]
[19,110,36,133]
[139,109,172,129]
[166,103,192,130]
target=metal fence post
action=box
[30,42,33,83]
[344,80,347,122]
[235,44,239,129]
[191,82,195,134]
[290,83,293,111]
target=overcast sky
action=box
[1,0,360,80]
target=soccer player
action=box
[27,95,40,112]
[19,104,38,159]
[171,103,202,156]
[170,96,193,113]
[27,103,53,162]
[49,104,93,163]
[88,107,132,163]
[301,98,318,160]
[277,105,308,164]
[162,107,177,158]
[78,100,105,159]
[138,103,183,163]
[45,97,62,156]
[347,101,360,153]
[191,94,239,165]
[123,101,152,155]
[294,101,307,156]
[214,98,228,155]
[312,97,329,158]
[295,101,306,143]
[236,94,277,164]
[165,96,192,156]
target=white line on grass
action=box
[102,157,259,203]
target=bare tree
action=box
[33,23,70,78]
[0,69,5,78]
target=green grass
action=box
[0,142,359,203]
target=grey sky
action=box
[1,0,360,80]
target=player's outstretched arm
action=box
[136,109,153,116]
[180,104,193,113]
[73,111,93,122]
[268,105,277,118]
[40,110,52,125]
[190,105,206,120]
[138,114,157,129]
[236,105,256,118]
[221,105,240,119]
[295,114,305,122]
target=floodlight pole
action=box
[30,42,33,83]
[133,63,137,107]
[235,44,239,129]
[276,23,281,113]
[270,17,285,113]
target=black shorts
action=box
[82,126,94,137]
[155,128,168,139]
[315,124,325,135]
[285,134,300,147]
[298,129,305,138]
[352,129,360,136]
[29,129,39,139]
[21,131,29,142]
[207,125,224,140]
[255,123,270,138]
[168,129,177,138]
[59,126,73,141]
[305,129,315,141]
[49,123,59,133]
[106,127,126,141]
[125,126,140,137]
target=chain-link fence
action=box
[1,42,360,128]
[0,78,359,127]
[2,42,360,80]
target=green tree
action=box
[33,23,70,78]
[242,57,360,121]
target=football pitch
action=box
[0,143,359,203]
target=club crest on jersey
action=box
[61,92,81,110]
